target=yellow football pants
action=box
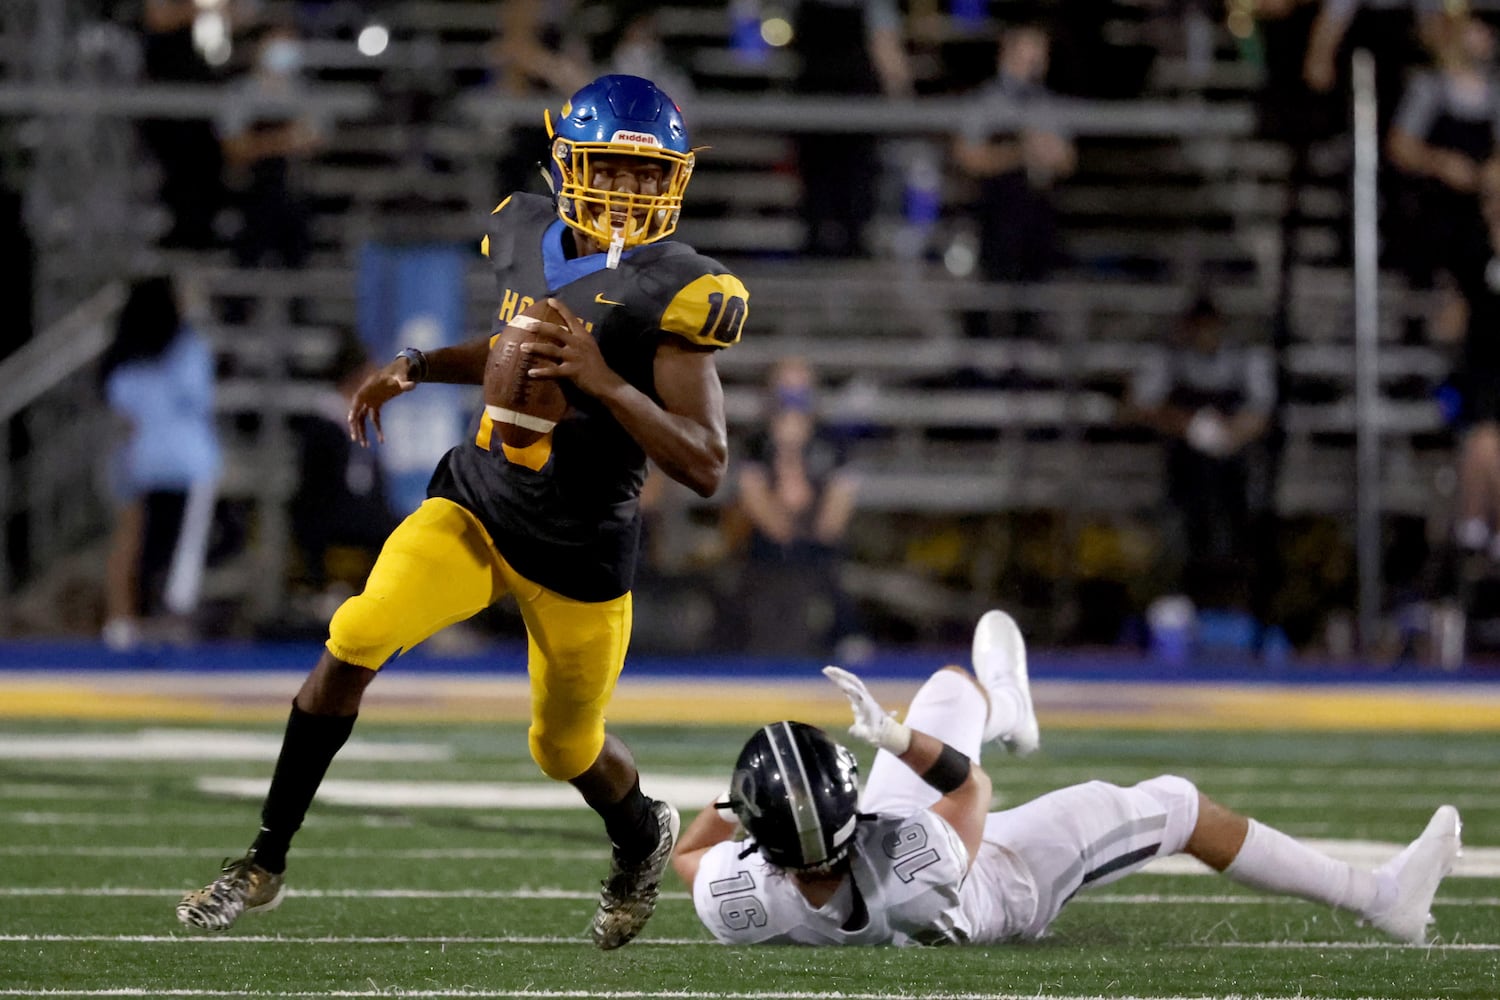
[326,496,632,781]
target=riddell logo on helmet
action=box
[611,130,660,146]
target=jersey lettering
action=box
[883,823,942,884]
[699,291,749,345]
[497,289,535,324]
[709,870,767,931]
[709,871,756,896]
[659,273,750,348]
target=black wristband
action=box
[396,347,428,382]
[920,743,972,794]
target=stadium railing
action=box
[0,40,1458,636]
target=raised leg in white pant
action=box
[859,667,987,816]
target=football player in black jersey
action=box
[178,75,746,950]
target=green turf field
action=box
[0,720,1495,999]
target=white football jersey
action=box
[692,809,973,946]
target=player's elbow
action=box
[682,435,728,498]
[967,764,992,806]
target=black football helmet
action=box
[727,721,861,871]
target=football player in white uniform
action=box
[672,610,1463,947]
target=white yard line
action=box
[190,776,1500,819]
[0,990,1472,1000]
[0,786,151,800]
[0,813,266,827]
[196,776,729,810]
[9,832,1499,876]
[2,887,1497,907]
[0,934,1495,952]
[990,767,1500,788]
[0,731,449,762]
[0,813,435,829]
[0,846,610,860]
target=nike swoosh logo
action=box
[594,292,625,307]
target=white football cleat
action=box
[1366,805,1462,945]
[972,609,1039,754]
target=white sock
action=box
[1224,820,1393,917]
[983,685,1026,744]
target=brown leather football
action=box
[483,299,569,449]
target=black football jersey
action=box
[427,193,747,601]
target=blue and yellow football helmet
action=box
[545,74,694,253]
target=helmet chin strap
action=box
[606,224,625,270]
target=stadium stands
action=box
[0,0,1470,649]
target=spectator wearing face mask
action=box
[953,23,1076,290]
[1121,294,1275,612]
[217,21,326,299]
[730,358,867,659]
[605,9,694,111]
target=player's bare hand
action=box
[347,358,417,447]
[524,297,625,399]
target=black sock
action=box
[586,776,659,863]
[249,702,356,873]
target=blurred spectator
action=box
[101,275,222,649]
[217,21,326,284]
[791,0,913,258]
[1257,0,1331,141]
[953,24,1076,292]
[1388,13,1499,298]
[1444,172,1500,559]
[631,462,728,653]
[488,0,592,198]
[139,0,229,249]
[287,332,397,600]
[1303,0,1446,96]
[605,8,694,108]
[732,358,866,658]
[1122,295,1275,610]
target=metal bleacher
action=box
[0,0,1459,639]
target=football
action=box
[483,299,570,449]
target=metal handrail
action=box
[0,82,1256,138]
[0,281,124,424]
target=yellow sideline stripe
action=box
[1,674,1499,729]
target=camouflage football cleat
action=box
[590,799,680,950]
[176,854,286,932]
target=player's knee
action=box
[1138,774,1202,854]
[1140,773,1198,805]
[326,592,402,669]
[529,720,605,781]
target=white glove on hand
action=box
[822,665,912,755]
